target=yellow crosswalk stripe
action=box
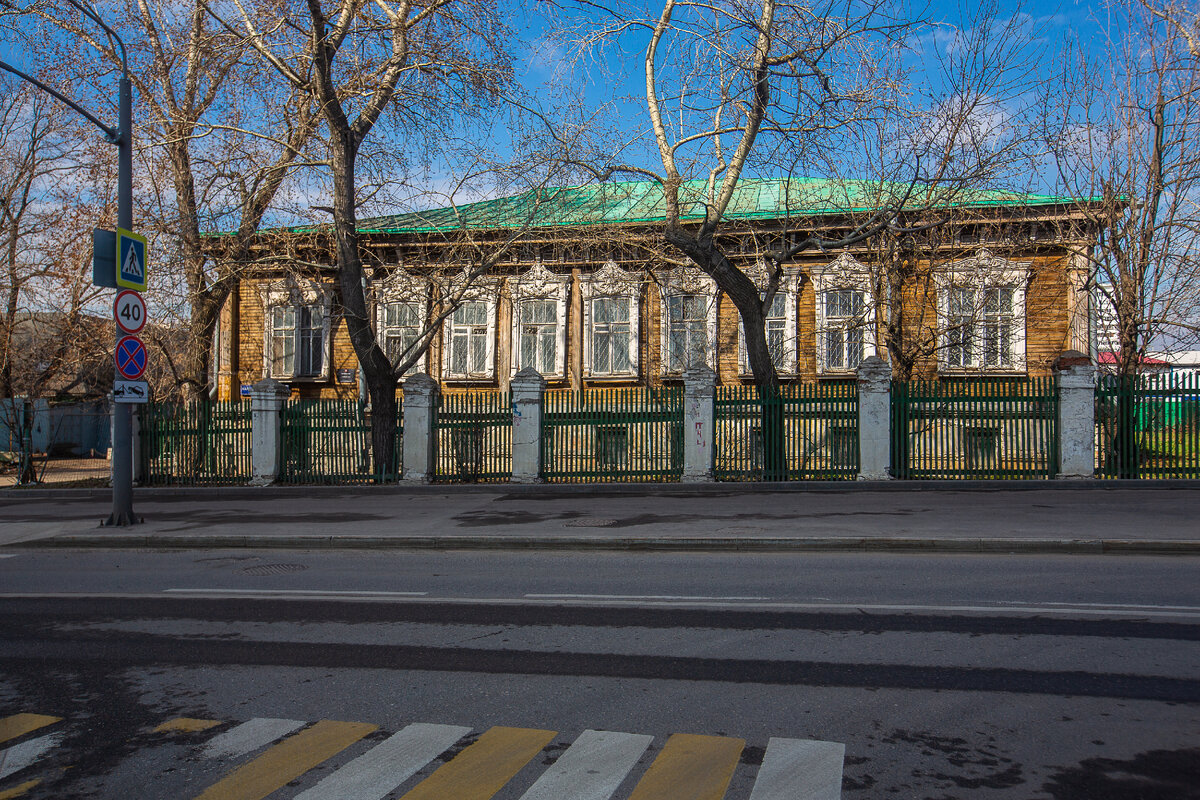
[0,715,61,747]
[627,733,745,800]
[399,726,557,800]
[0,779,40,799]
[191,720,377,800]
[155,718,223,734]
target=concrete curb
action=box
[14,534,1200,556]
[5,478,1200,502]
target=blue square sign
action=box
[116,228,148,291]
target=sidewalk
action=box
[1,481,1198,555]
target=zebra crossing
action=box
[0,710,845,800]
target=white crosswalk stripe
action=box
[0,733,63,780]
[518,729,654,800]
[200,717,306,759]
[748,737,846,800]
[293,722,471,800]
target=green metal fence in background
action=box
[140,401,252,485]
[541,386,684,482]
[714,383,859,481]
[434,390,511,482]
[280,399,402,484]
[890,378,1059,479]
[1096,372,1200,478]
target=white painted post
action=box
[402,373,439,483]
[511,367,546,483]
[682,363,716,483]
[249,378,290,486]
[1054,351,1097,479]
[856,355,893,481]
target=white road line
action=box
[164,589,429,597]
[294,722,471,800]
[201,718,306,760]
[525,594,770,601]
[0,554,18,559]
[1001,601,1200,612]
[748,737,845,800]
[518,729,654,800]
[0,733,63,780]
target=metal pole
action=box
[104,75,138,525]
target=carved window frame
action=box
[811,252,877,376]
[581,260,641,379]
[658,266,717,375]
[259,277,333,382]
[936,249,1029,374]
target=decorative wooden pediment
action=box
[511,260,568,299]
[585,260,641,296]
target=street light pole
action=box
[0,1,139,524]
[107,73,137,525]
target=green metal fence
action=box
[541,386,684,482]
[140,401,252,485]
[714,383,858,481]
[434,390,511,483]
[1096,372,1200,478]
[280,399,403,484]
[890,378,1059,479]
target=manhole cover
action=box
[563,518,618,528]
[240,563,308,576]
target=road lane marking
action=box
[0,734,63,781]
[293,722,471,800]
[626,733,744,800]
[164,589,429,597]
[518,729,654,800]
[0,779,40,799]
[156,718,223,734]
[398,725,557,800]
[0,555,18,559]
[192,719,376,800]
[201,718,306,759]
[0,715,61,747]
[748,738,845,800]
[526,594,770,601]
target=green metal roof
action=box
[355,178,1079,235]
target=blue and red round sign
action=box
[115,335,148,380]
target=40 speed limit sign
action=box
[114,289,146,335]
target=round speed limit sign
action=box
[114,289,146,335]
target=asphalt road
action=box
[1,548,1198,799]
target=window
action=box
[740,292,791,373]
[269,304,325,378]
[822,289,867,371]
[517,298,559,374]
[946,286,1016,368]
[812,253,875,375]
[381,301,423,374]
[590,296,633,376]
[447,301,491,378]
[666,294,710,372]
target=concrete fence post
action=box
[682,363,716,483]
[1054,351,1097,479]
[856,355,893,481]
[402,373,439,483]
[249,378,290,486]
[510,367,546,483]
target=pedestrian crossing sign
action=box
[116,228,148,291]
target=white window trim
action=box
[658,266,717,375]
[259,277,333,382]
[936,248,1029,374]
[374,266,428,379]
[812,252,878,376]
[509,261,570,379]
[439,268,499,382]
[582,260,641,379]
[737,260,798,376]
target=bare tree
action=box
[32,0,323,401]
[0,75,111,482]
[1042,0,1200,378]
[215,0,518,475]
